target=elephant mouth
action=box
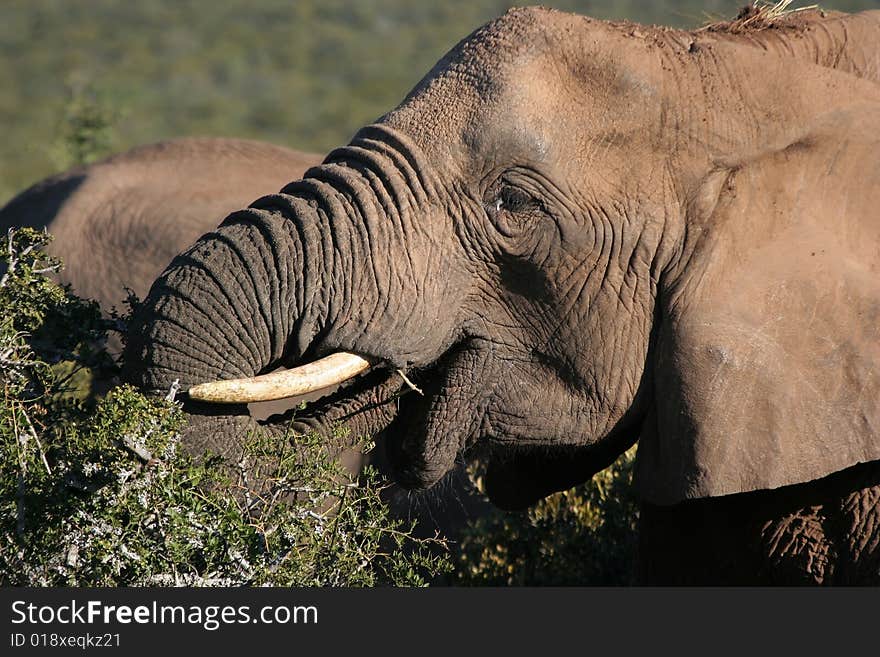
[320,358,471,491]
[377,343,493,490]
[187,348,478,491]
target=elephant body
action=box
[117,8,880,584]
[640,461,880,585]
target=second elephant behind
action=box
[0,137,321,309]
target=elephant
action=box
[0,137,321,311]
[122,7,880,584]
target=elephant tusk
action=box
[187,352,373,403]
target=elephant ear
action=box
[636,108,880,505]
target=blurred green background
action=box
[2,0,879,204]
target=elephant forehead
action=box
[466,53,661,168]
[381,7,660,175]
[380,8,555,155]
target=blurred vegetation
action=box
[48,81,119,170]
[3,0,879,204]
[0,228,449,585]
[457,449,639,585]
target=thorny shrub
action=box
[0,228,449,586]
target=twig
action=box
[16,475,25,539]
[10,391,27,539]
[0,228,59,289]
[0,229,17,289]
[237,455,255,522]
[698,0,820,33]
[21,410,51,474]
[164,378,181,403]
[396,369,424,396]
[120,434,155,464]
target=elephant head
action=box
[123,8,880,510]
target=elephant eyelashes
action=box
[485,181,548,241]
[495,184,538,214]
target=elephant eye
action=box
[497,185,535,212]
[485,181,548,242]
[490,184,540,214]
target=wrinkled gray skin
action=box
[125,9,880,584]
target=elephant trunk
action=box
[124,198,327,395]
[121,194,345,461]
[122,124,452,463]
